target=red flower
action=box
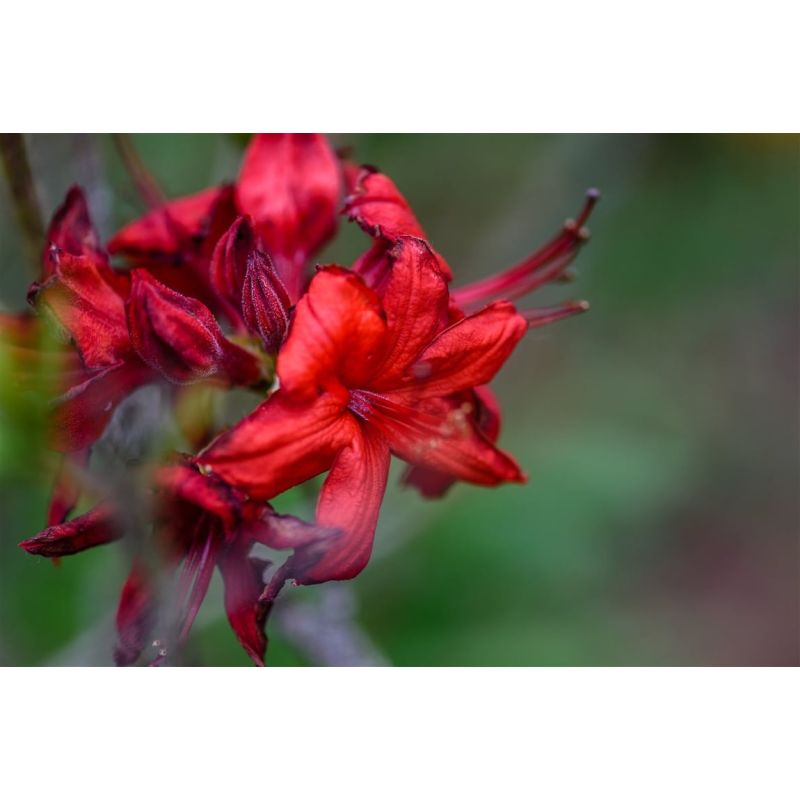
[109,134,342,306]
[19,460,332,665]
[28,188,265,452]
[197,237,527,589]
[343,165,599,497]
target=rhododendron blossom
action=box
[13,133,597,666]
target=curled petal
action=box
[19,504,121,557]
[127,269,262,386]
[198,389,356,501]
[236,133,341,301]
[241,249,291,353]
[114,563,155,666]
[344,167,453,282]
[395,302,527,401]
[43,186,105,274]
[174,530,221,643]
[277,267,387,398]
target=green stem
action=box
[111,133,166,209]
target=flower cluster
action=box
[11,134,597,665]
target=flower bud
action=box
[241,249,291,353]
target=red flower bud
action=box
[241,249,291,353]
[127,269,261,385]
[209,216,254,328]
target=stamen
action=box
[523,300,590,329]
[453,189,599,311]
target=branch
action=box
[0,133,44,272]
[111,133,166,209]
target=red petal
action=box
[50,361,152,452]
[294,423,390,585]
[241,248,291,353]
[19,504,121,557]
[218,543,270,666]
[236,134,341,301]
[394,302,527,401]
[108,186,236,264]
[43,186,105,275]
[174,530,221,643]
[277,267,387,398]
[401,386,502,497]
[126,269,261,386]
[366,237,449,391]
[114,562,154,666]
[33,249,131,369]
[198,389,356,500]
[364,392,524,487]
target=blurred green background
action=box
[1,134,797,666]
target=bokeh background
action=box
[0,134,797,666]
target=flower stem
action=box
[0,133,44,272]
[111,133,166,209]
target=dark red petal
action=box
[108,186,236,264]
[175,530,221,643]
[248,509,338,551]
[50,361,152,452]
[344,167,453,281]
[277,267,387,398]
[364,392,524,487]
[241,249,291,353]
[394,302,527,402]
[156,461,245,531]
[19,504,121,557]
[236,134,341,301]
[198,389,356,500]
[47,449,90,526]
[218,543,270,666]
[114,562,155,666]
[32,249,131,369]
[401,386,502,498]
[43,186,105,275]
[366,237,449,390]
[126,269,261,386]
[290,423,390,586]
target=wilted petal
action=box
[126,269,262,386]
[236,133,341,301]
[19,504,121,557]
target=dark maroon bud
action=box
[241,249,291,353]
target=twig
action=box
[111,133,166,209]
[0,133,44,272]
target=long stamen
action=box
[523,300,590,329]
[453,189,599,310]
